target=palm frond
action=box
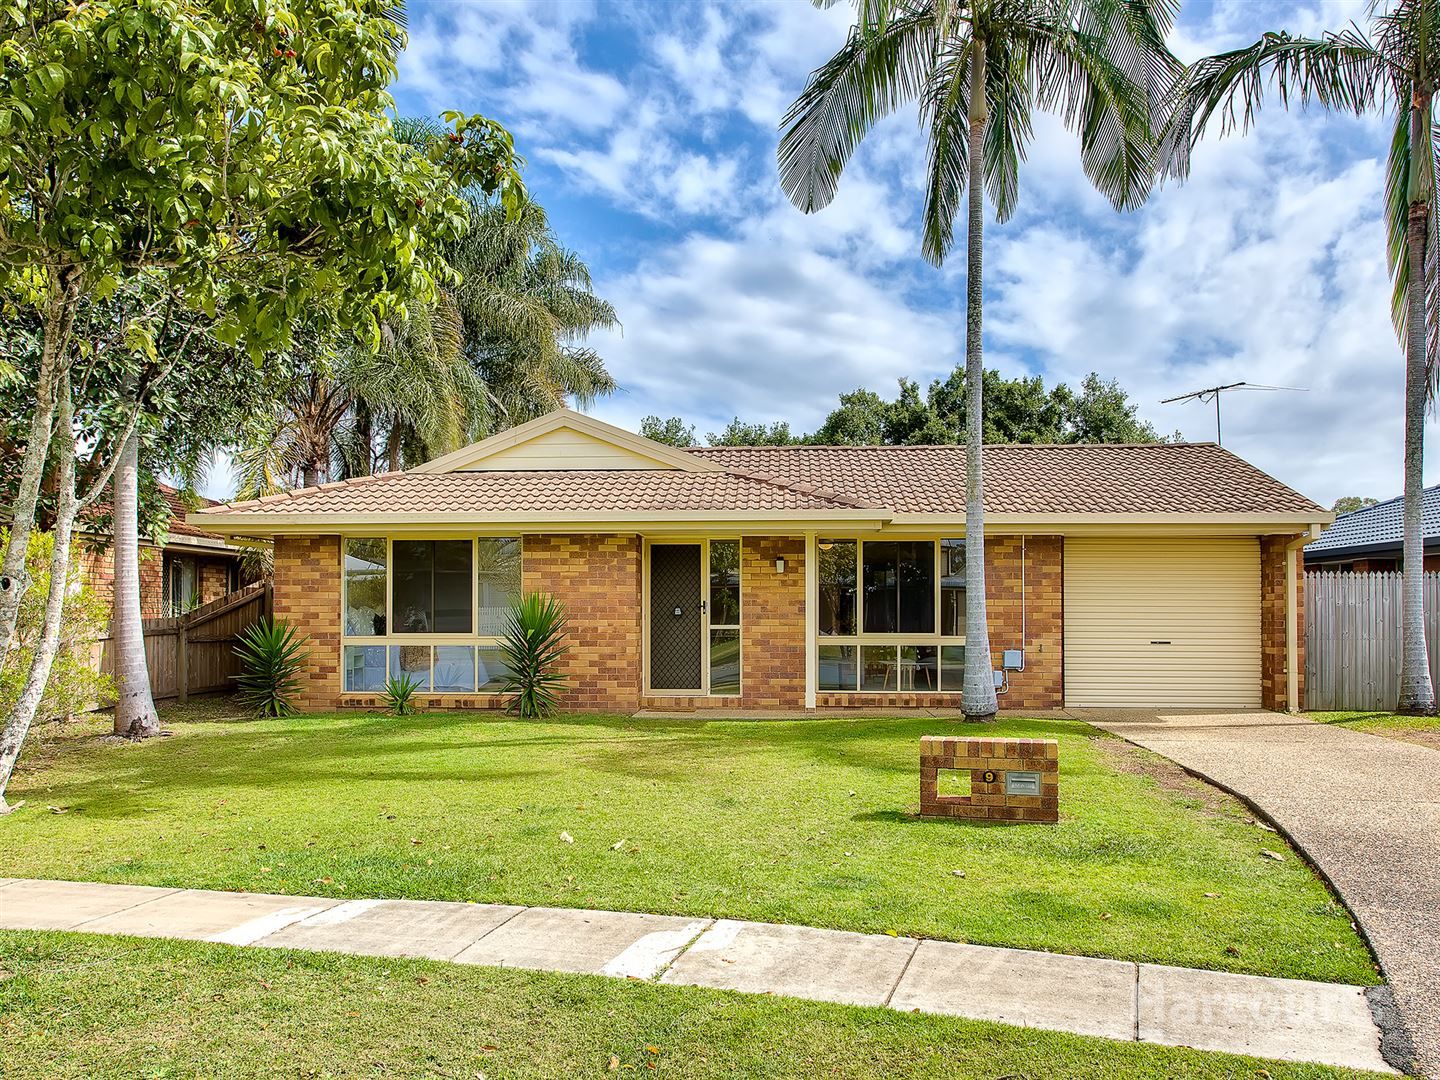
[779,8,939,212]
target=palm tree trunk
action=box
[962,34,998,723]
[1397,91,1436,715]
[111,430,160,738]
[0,370,79,812]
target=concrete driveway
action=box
[1080,709,1440,1078]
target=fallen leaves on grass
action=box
[1259,850,1285,862]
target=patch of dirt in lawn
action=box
[1095,736,1235,817]
[1388,728,1440,752]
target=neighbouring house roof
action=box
[190,408,1329,535]
[80,480,236,550]
[1304,485,1440,561]
[157,483,232,542]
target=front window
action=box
[816,538,965,692]
[341,537,521,693]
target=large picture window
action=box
[341,537,521,693]
[816,538,965,692]
[394,540,473,634]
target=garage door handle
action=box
[1150,640,1172,645]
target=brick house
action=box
[80,483,249,619]
[191,409,1330,714]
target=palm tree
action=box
[1168,2,1438,715]
[235,194,618,496]
[779,0,1181,721]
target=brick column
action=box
[985,536,1063,710]
[522,534,643,713]
[1260,535,1305,711]
[273,535,341,712]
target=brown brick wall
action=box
[1261,535,1305,711]
[740,536,807,708]
[274,535,342,711]
[198,558,232,605]
[76,542,165,618]
[985,536,1063,710]
[523,534,643,712]
[818,535,1064,711]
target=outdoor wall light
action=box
[775,557,786,574]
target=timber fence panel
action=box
[93,582,271,703]
[1305,570,1440,710]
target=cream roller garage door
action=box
[1064,537,1261,708]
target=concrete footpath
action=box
[1083,709,1440,1078]
[0,877,1392,1073]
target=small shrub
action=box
[382,673,422,716]
[498,592,569,718]
[0,529,112,722]
[233,619,309,718]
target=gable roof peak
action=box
[413,408,726,475]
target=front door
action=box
[649,544,703,691]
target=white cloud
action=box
[588,221,959,437]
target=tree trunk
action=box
[1398,93,1436,714]
[0,371,79,812]
[0,268,78,670]
[962,35,998,723]
[111,431,161,738]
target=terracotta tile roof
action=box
[686,443,1325,516]
[158,483,229,539]
[82,481,229,541]
[195,442,1323,523]
[202,468,876,515]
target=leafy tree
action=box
[811,389,892,446]
[780,0,1180,720]
[1171,0,1439,713]
[705,418,803,446]
[1333,496,1380,515]
[676,368,1167,448]
[0,0,522,811]
[639,416,697,447]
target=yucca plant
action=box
[382,673,422,717]
[498,593,570,718]
[233,619,309,718]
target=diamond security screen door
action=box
[649,544,703,691]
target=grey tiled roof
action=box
[1305,485,1440,556]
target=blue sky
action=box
[383,0,1435,509]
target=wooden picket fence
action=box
[1304,570,1440,710]
[92,582,272,702]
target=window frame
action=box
[340,535,523,695]
[815,536,966,693]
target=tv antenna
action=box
[1160,381,1307,445]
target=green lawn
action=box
[0,699,1375,984]
[1310,710,1440,750]
[0,931,1387,1080]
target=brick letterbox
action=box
[919,736,1059,823]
